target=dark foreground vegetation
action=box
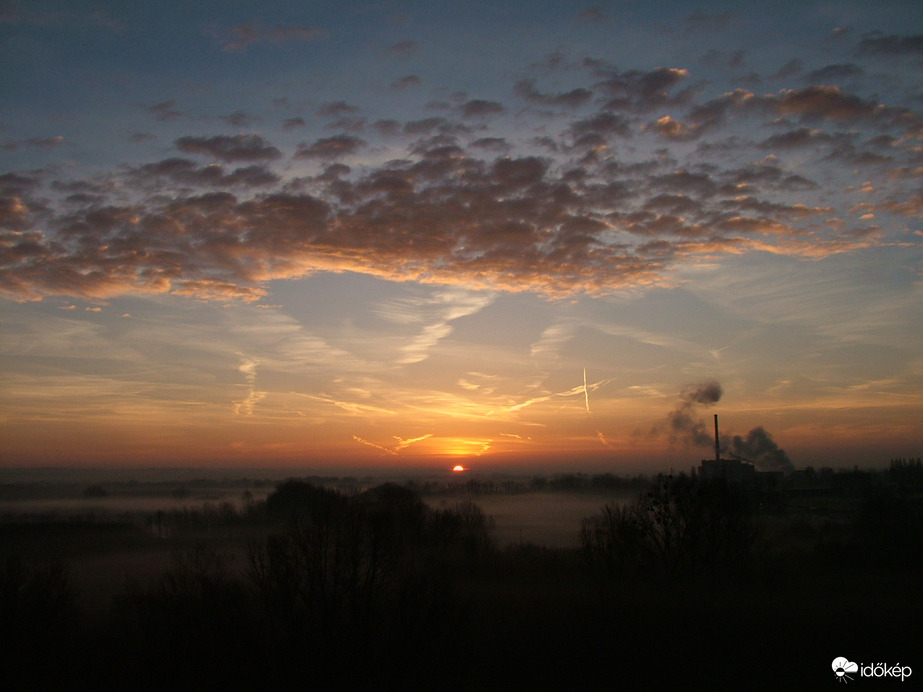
[2,466,922,690]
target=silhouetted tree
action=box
[0,556,77,688]
[113,543,258,689]
[582,474,761,581]
[264,479,348,520]
[248,482,473,686]
[850,486,923,569]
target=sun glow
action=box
[452,465,466,472]
[439,437,492,457]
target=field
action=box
[2,469,921,690]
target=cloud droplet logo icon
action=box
[832,657,858,683]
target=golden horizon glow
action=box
[1,3,921,472]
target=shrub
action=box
[581,474,761,581]
[112,543,258,689]
[0,556,78,687]
[248,482,475,686]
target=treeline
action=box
[890,457,923,484]
[3,474,923,689]
[410,472,648,496]
[3,480,495,690]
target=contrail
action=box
[233,355,265,415]
[583,367,590,413]
[352,435,398,455]
[353,433,433,455]
[597,431,616,449]
[584,367,620,450]
[393,433,432,451]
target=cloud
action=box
[221,110,261,128]
[591,65,691,112]
[373,288,495,365]
[175,135,282,162]
[207,23,324,52]
[514,79,593,109]
[0,197,33,229]
[146,99,183,122]
[855,33,923,57]
[460,99,505,119]
[386,40,418,59]
[700,49,745,71]
[295,134,366,160]
[774,85,877,120]
[470,137,512,153]
[233,356,266,415]
[770,59,803,80]
[1,135,66,151]
[2,52,919,304]
[391,75,421,90]
[758,127,832,150]
[649,115,701,141]
[129,158,280,188]
[316,101,360,119]
[803,63,863,84]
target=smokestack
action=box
[714,414,720,462]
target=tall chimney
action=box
[714,413,720,462]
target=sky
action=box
[1,0,922,473]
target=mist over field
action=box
[2,461,921,690]
[0,468,637,548]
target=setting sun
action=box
[452,465,466,472]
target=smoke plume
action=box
[657,380,793,472]
[681,380,723,406]
[665,379,723,447]
[727,426,794,473]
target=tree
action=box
[582,474,761,581]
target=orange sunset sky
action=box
[1,0,922,472]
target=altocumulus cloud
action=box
[1,42,922,304]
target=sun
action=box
[452,465,466,472]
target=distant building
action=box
[700,456,756,483]
[698,415,782,490]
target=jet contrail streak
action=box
[352,435,398,455]
[393,433,432,451]
[583,367,590,413]
[597,431,615,449]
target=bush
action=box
[849,487,923,569]
[112,543,258,689]
[581,474,761,581]
[0,557,78,688]
[111,481,493,687]
[248,482,479,686]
